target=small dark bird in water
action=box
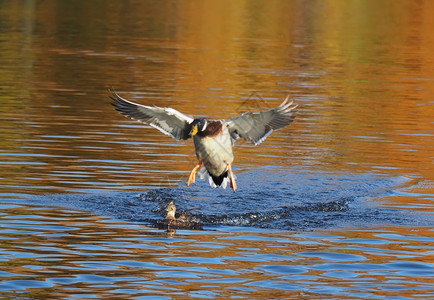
[111,90,297,191]
[165,200,200,229]
[165,200,178,225]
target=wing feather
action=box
[110,90,194,140]
[227,96,297,146]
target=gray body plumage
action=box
[193,123,234,177]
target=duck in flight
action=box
[110,90,297,191]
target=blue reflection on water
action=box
[26,168,426,231]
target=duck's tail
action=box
[208,171,229,189]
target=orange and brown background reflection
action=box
[0,0,433,298]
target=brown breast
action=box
[197,120,223,138]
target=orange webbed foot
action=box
[228,164,237,192]
[187,162,203,186]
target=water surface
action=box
[0,1,433,299]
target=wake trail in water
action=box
[31,167,428,230]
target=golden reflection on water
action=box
[0,0,432,194]
[0,0,433,298]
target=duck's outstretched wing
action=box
[110,89,194,140]
[227,96,297,146]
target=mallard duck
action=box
[165,200,200,229]
[111,90,297,191]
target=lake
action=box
[0,0,433,299]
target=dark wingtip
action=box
[108,88,124,103]
[108,88,124,112]
[108,87,118,100]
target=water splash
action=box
[31,168,418,230]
